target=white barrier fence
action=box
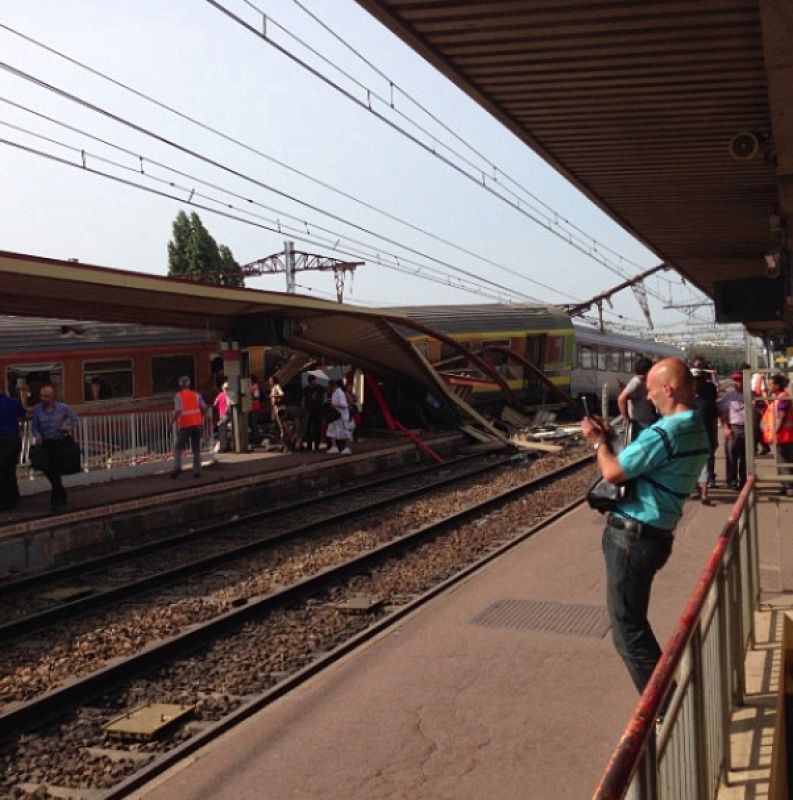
[18,408,214,475]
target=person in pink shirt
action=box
[213,382,231,453]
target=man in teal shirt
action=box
[582,358,709,692]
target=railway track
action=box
[0,445,593,799]
[0,452,513,638]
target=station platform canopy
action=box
[0,249,445,389]
[353,0,793,337]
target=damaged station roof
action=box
[0,249,508,439]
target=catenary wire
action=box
[0,114,538,303]
[0,135,533,304]
[202,0,663,289]
[0,23,575,303]
[0,106,543,301]
[0,60,560,305]
[281,0,648,273]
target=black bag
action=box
[586,428,631,514]
[31,437,82,475]
[586,473,629,513]
[322,404,341,423]
[55,437,82,475]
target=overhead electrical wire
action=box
[206,0,675,299]
[281,0,648,277]
[0,23,574,303]
[0,62,554,306]
[0,133,531,304]
[0,113,537,303]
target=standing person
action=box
[751,370,770,456]
[691,369,718,505]
[0,390,27,512]
[581,358,708,693]
[268,375,285,445]
[326,379,352,454]
[719,371,747,490]
[301,374,324,451]
[213,382,231,453]
[249,375,263,446]
[761,373,793,496]
[171,376,207,479]
[617,356,656,441]
[29,385,79,512]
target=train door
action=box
[6,362,64,405]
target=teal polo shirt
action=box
[615,410,709,531]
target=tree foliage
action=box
[167,211,245,288]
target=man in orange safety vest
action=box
[760,373,793,496]
[171,375,208,479]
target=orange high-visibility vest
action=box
[760,390,793,445]
[177,389,203,429]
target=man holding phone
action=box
[581,358,708,693]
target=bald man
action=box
[581,358,709,693]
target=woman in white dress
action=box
[326,379,352,454]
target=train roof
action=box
[573,324,684,358]
[0,316,219,356]
[390,304,572,336]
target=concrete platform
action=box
[0,432,464,576]
[128,479,750,800]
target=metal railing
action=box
[18,408,214,475]
[592,477,758,800]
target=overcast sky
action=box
[0,0,713,331]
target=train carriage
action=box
[0,317,218,412]
[571,324,684,412]
[394,304,574,410]
[394,304,683,414]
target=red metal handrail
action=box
[592,476,754,799]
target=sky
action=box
[0,0,715,334]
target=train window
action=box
[83,359,133,401]
[484,340,510,366]
[607,350,621,372]
[578,345,594,369]
[597,348,608,371]
[623,351,634,373]
[6,363,64,405]
[152,354,195,394]
[544,336,565,364]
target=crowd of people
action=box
[205,369,361,458]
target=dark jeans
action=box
[37,439,67,507]
[302,410,322,450]
[725,425,746,488]
[174,426,202,476]
[602,522,673,693]
[0,433,22,510]
[778,442,793,490]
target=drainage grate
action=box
[470,599,611,639]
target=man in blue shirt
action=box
[582,358,709,692]
[30,385,79,512]
[0,390,27,512]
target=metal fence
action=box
[592,478,758,800]
[18,407,214,475]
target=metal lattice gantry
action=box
[243,241,364,303]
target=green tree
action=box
[167,210,245,287]
[167,210,191,278]
[218,244,245,288]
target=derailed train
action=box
[396,304,683,412]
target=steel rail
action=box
[0,452,487,598]
[0,454,516,641]
[0,454,592,741]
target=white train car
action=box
[571,324,683,413]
